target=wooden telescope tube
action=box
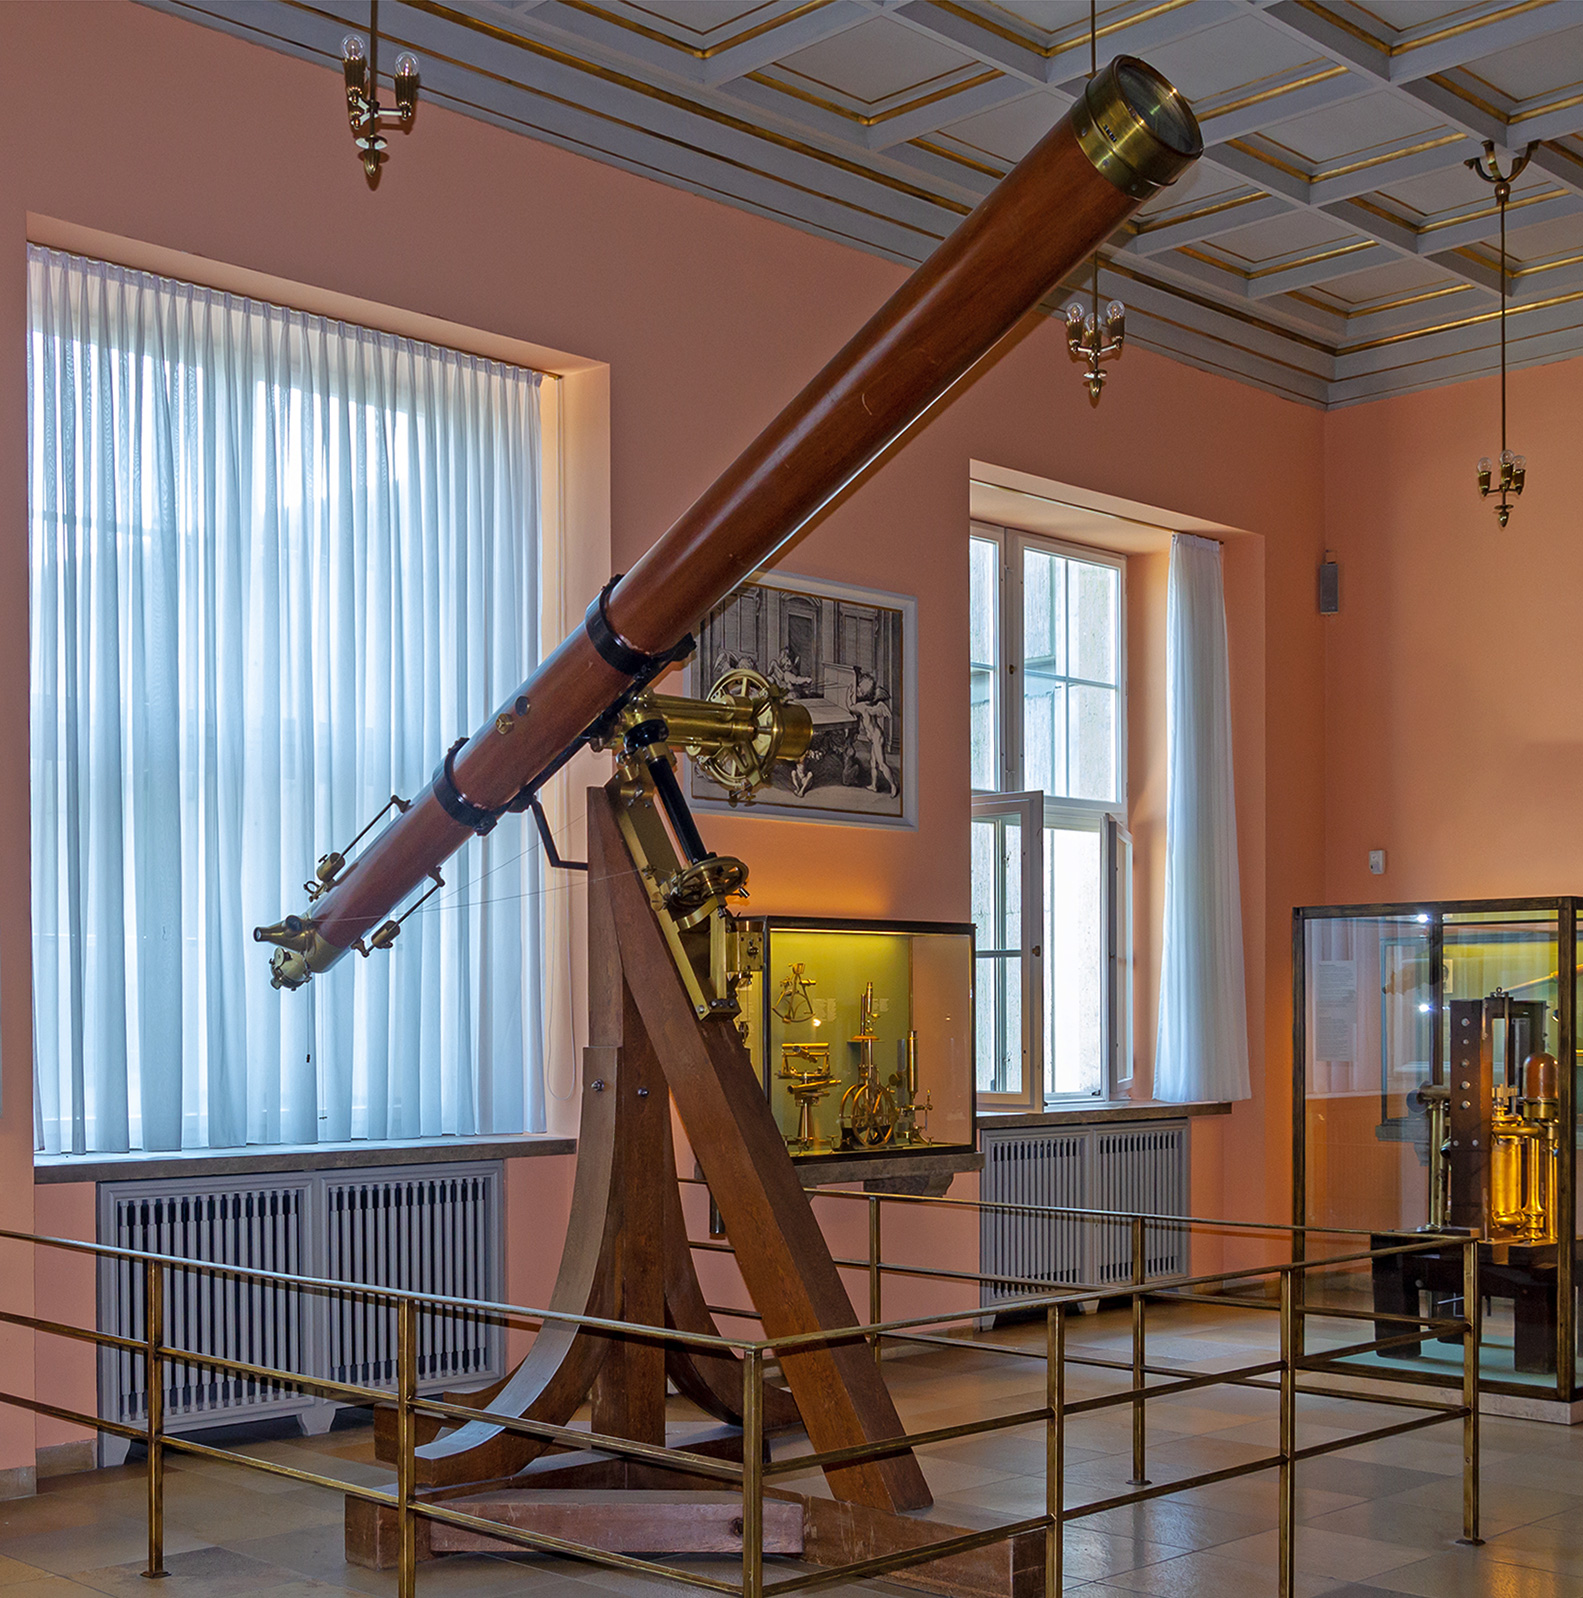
[258,58,1202,982]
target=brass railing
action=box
[0,1199,1480,1598]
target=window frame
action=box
[970,521,1131,1104]
[971,790,1045,1110]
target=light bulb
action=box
[342,33,366,63]
[1501,449,1515,466]
[1064,302,1085,329]
[1105,299,1125,322]
[1514,454,1526,470]
[1478,457,1491,474]
[395,51,419,77]
[1084,312,1097,337]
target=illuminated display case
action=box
[1294,898,1583,1403]
[739,917,976,1167]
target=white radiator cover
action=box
[98,1161,504,1451]
[980,1122,1188,1307]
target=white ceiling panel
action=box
[137,0,1583,407]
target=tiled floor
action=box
[4,1301,1581,1598]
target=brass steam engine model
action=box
[1415,992,1560,1245]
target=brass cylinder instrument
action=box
[255,60,1202,990]
[1426,993,1560,1244]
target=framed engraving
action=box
[689,572,917,828]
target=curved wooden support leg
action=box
[659,1115,802,1433]
[412,1059,623,1485]
[594,792,931,1513]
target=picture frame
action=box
[688,572,917,828]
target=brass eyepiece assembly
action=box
[1074,56,1203,199]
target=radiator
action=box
[980,1121,1188,1309]
[99,1161,503,1455]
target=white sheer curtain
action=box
[1153,533,1251,1103]
[29,246,547,1153]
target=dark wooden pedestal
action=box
[1370,1234,1565,1375]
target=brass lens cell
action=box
[1075,57,1203,199]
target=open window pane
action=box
[970,537,999,790]
[1046,822,1105,1097]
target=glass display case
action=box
[1294,898,1582,1402]
[738,917,976,1166]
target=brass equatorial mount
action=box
[598,670,811,1019]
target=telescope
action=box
[256,58,1202,989]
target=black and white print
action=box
[690,573,916,826]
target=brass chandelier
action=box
[341,0,420,184]
[1467,139,1535,527]
[1064,0,1125,406]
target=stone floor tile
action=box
[1365,1548,1583,1598]
[1095,1547,1350,1598]
[1208,1525,1429,1581]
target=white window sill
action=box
[34,1133,576,1185]
[977,1099,1231,1129]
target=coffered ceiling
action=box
[140,0,1583,406]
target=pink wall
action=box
[1323,355,1583,903]
[0,3,1335,1473]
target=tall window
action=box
[971,523,1131,1105]
[29,247,547,1154]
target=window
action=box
[29,247,549,1154]
[971,523,1131,1105]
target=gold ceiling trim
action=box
[1180,239,1377,281]
[1513,86,1583,126]
[1344,184,1563,236]
[1096,256,1337,360]
[1513,247,1583,277]
[1417,185,1565,231]
[909,137,1006,179]
[743,65,1004,128]
[928,0,1194,63]
[1232,131,1467,187]
[1340,283,1583,352]
[1292,280,1473,319]
[371,32,953,244]
[1294,0,1551,60]
[1200,65,1348,121]
[1425,72,1508,126]
[1132,192,1267,233]
[1397,0,1555,56]
[397,0,974,215]
[550,0,834,62]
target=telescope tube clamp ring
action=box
[432,737,499,836]
[585,574,694,680]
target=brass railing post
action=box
[1129,1215,1148,1486]
[396,1297,418,1598]
[868,1196,882,1366]
[143,1257,167,1580]
[742,1346,765,1598]
[1045,1301,1065,1598]
[1278,1266,1297,1598]
[1459,1238,1483,1547]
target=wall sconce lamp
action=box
[341,2,419,184]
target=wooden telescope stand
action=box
[349,790,1042,1594]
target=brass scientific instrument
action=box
[840,982,897,1149]
[777,1043,835,1150]
[596,668,811,1020]
[1417,992,1559,1243]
